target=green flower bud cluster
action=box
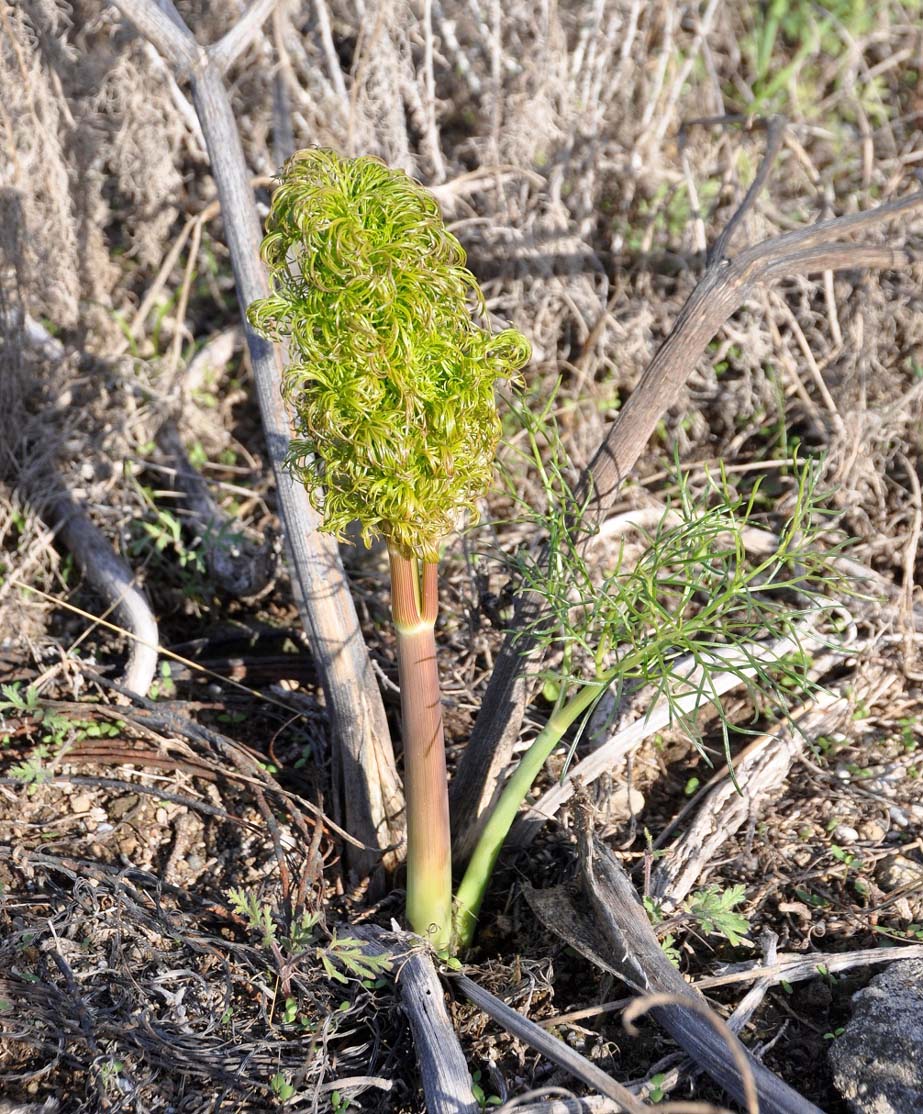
[248,148,531,560]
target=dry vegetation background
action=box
[2,1,923,1111]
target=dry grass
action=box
[2,1,923,1111]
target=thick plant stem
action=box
[390,550,452,950]
[454,676,609,948]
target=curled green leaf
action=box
[248,148,531,559]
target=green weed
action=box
[0,684,123,793]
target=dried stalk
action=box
[51,487,159,698]
[156,422,277,599]
[2,295,159,699]
[647,681,868,907]
[350,926,479,1114]
[508,626,824,851]
[450,148,923,859]
[108,0,404,871]
[453,974,648,1113]
[527,802,824,1114]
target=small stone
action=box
[833,824,859,844]
[778,900,811,920]
[889,806,910,828]
[604,785,645,820]
[863,764,907,797]
[109,795,138,819]
[70,794,92,814]
[877,855,923,894]
[830,958,923,1114]
[859,820,888,842]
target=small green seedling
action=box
[270,1072,295,1102]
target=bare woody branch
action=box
[116,0,201,72]
[351,926,479,1114]
[454,973,649,1113]
[155,422,278,599]
[527,803,825,1114]
[209,0,281,75]
[450,174,923,860]
[5,294,160,701]
[52,486,160,698]
[110,0,404,872]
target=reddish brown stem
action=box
[390,550,452,948]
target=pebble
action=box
[70,794,92,814]
[832,824,859,844]
[863,763,907,797]
[876,855,923,894]
[859,820,888,842]
[889,806,910,828]
[108,795,138,819]
[604,785,645,820]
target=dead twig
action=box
[648,689,839,908]
[622,994,756,1114]
[44,484,159,699]
[527,798,824,1114]
[350,926,479,1114]
[156,422,278,598]
[698,942,923,992]
[108,0,404,872]
[1,247,159,699]
[452,973,649,1113]
[509,625,827,851]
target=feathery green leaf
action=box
[249,148,531,559]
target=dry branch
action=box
[450,165,923,860]
[109,0,404,871]
[50,487,159,698]
[697,943,923,994]
[500,1101,621,1114]
[527,803,824,1114]
[453,974,648,1113]
[156,422,278,598]
[646,673,883,908]
[351,926,479,1114]
[508,625,826,850]
[1,285,159,700]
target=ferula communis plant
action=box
[248,148,530,950]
